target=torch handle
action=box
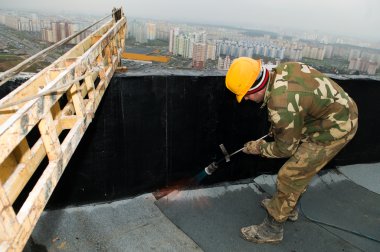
[229,133,270,157]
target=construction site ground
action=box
[26,163,380,252]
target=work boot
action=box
[240,215,284,244]
[261,198,299,222]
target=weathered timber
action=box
[0,8,126,251]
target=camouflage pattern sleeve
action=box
[260,106,303,158]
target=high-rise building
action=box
[146,23,156,40]
[41,28,53,43]
[277,48,285,59]
[206,42,216,60]
[333,46,350,60]
[156,22,170,41]
[217,56,232,70]
[349,58,379,75]
[217,56,224,70]
[192,43,207,69]
[349,49,361,61]
[289,48,303,61]
[238,46,246,58]
[183,35,195,59]
[169,27,179,53]
[177,34,185,56]
[195,31,207,43]
[41,21,87,44]
[305,46,325,60]
[367,62,378,75]
[324,45,333,59]
[223,55,231,70]
[247,47,254,58]
[3,15,19,30]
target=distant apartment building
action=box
[238,46,246,58]
[195,31,207,44]
[176,34,185,56]
[169,27,180,53]
[146,23,156,40]
[128,20,148,43]
[217,55,231,70]
[324,45,333,59]
[127,20,170,42]
[170,31,211,61]
[0,12,41,32]
[367,62,378,75]
[52,22,69,42]
[41,22,88,44]
[0,14,19,30]
[332,46,350,59]
[349,58,379,75]
[192,43,207,69]
[156,23,170,41]
[302,45,325,60]
[206,42,216,60]
[285,46,303,61]
[183,35,194,58]
[349,49,361,61]
[217,57,224,70]
[215,40,284,61]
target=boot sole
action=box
[240,233,282,244]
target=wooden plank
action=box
[0,84,66,165]
[0,243,10,251]
[15,116,91,250]
[50,100,62,120]
[59,115,78,130]
[79,80,89,99]
[85,73,97,100]
[13,138,31,164]
[4,116,62,205]
[0,67,62,125]
[61,102,75,116]
[0,182,20,241]
[68,82,86,117]
[4,139,46,204]
[38,112,62,161]
[0,154,18,183]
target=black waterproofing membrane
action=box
[1,76,380,208]
[156,170,380,252]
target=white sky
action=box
[2,0,380,41]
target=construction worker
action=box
[225,57,358,244]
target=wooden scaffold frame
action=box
[0,8,126,251]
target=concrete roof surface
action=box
[27,163,380,252]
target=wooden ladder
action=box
[0,9,126,251]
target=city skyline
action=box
[1,0,380,42]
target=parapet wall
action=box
[10,75,377,208]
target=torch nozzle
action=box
[204,162,218,175]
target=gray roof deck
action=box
[27,163,380,252]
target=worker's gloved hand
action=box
[243,140,264,155]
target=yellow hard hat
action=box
[225,57,262,103]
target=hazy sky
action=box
[2,0,380,41]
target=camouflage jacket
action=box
[259,62,358,158]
